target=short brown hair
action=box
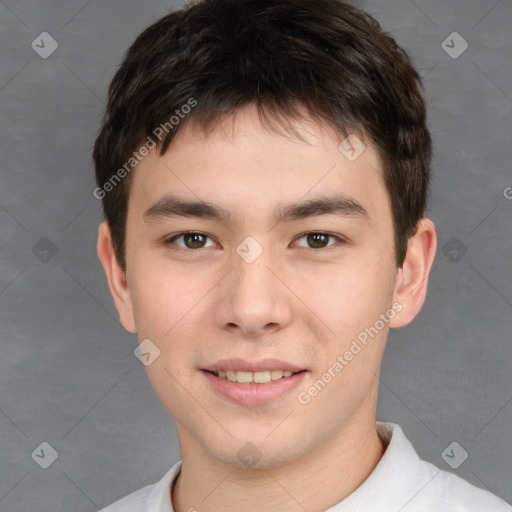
[93,0,431,272]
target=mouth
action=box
[204,369,306,384]
[201,362,308,405]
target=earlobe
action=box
[96,221,137,333]
[389,218,437,329]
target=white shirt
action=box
[99,422,511,511]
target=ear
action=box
[96,221,137,333]
[389,218,437,328]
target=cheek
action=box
[299,264,393,414]
[129,264,193,339]
[128,269,200,411]
[305,259,394,340]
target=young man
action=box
[93,0,511,510]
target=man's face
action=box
[121,105,401,468]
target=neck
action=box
[172,416,386,512]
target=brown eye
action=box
[294,232,342,249]
[165,232,214,250]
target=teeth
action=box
[214,369,296,383]
[254,371,271,383]
[236,371,253,383]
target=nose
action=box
[212,243,293,339]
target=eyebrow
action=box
[143,193,370,225]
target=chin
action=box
[206,435,306,471]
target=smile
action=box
[202,369,307,405]
[209,369,299,383]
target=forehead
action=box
[127,105,390,227]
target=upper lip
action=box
[203,358,305,373]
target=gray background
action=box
[0,0,511,510]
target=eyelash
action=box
[163,231,346,251]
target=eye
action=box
[293,232,344,250]
[164,232,215,250]
[163,231,345,251]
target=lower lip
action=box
[202,370,307,405]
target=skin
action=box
[97,103,437,512]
